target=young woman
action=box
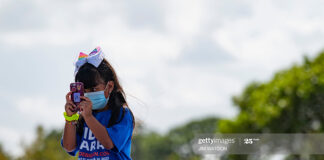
[61,47,135,160]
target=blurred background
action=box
[1,0,324,160]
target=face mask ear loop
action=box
[104,83,111,99]
[104,82,110,91]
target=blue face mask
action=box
[84,90,109,110]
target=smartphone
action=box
[70,82,84,112]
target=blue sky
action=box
[1,0,324,157]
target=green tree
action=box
[219,52,324,160]
[0,143,11,160]
[17,125,76,160]
[131,117,219,160]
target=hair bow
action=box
[74,46,105,76]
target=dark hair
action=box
[75,59,135,136]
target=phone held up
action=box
[70,82,84,112]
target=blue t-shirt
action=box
[61,107,134,160]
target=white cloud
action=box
[163,0,209,40]
[96,23,183,63]
[212,0,324,72]
[16,96,64,128]
[1,29,89,47]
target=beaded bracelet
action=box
[65,120,77,125]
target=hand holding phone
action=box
[70,82,84,112]
[65,92,77,116]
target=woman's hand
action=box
[79,96,93,120]
[65,91,77,116]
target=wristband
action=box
[63,112,79,121]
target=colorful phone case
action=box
[70,82,84,112]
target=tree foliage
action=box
[0,143,11,160]
[131,117,219,160]
[219,52,324,159]
[17,125,76,160]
